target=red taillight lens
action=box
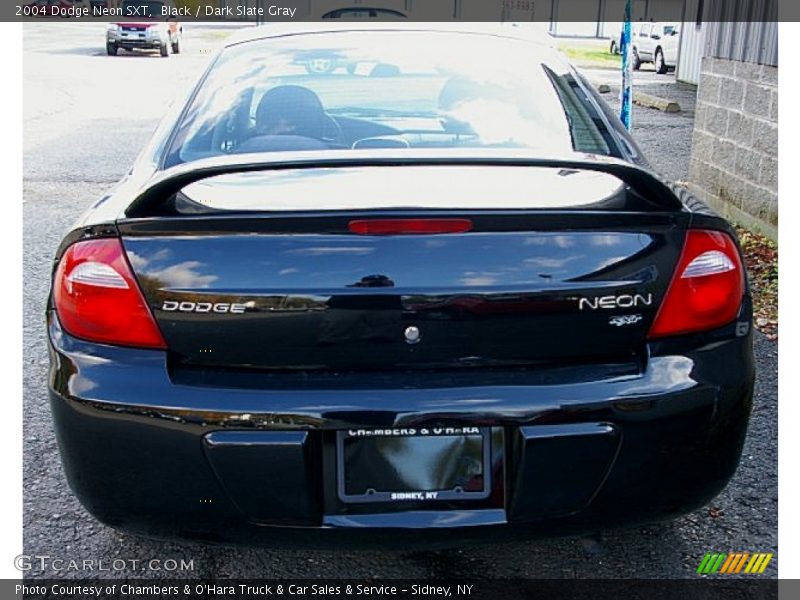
[53,238,166,349]
[348,219,473,235]
[648,229,745,339]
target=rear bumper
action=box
[47,316,754,547]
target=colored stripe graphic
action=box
[734,553,750,573]
[751,554,766,573]
[745,554,760,573]
[758,554,773,573]
[711,554,726,573]
[719,553,737,574]
[697,553,712,574]
[697,552,773,575]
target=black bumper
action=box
[110,38,163,50]
[47,317,754,547]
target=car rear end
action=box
[46,160,753,545]
[46,29,753,545]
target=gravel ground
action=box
[22,24,778,580]
[582,67,700,182]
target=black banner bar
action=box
[4,0,790,24]
[5,579,781,600]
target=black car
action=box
[47,24,753,546]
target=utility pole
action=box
[620,0,633,129]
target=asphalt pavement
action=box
[22,23,778,579]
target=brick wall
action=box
[688,56,778,240]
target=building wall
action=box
[547,0,684,37]
[676,21,705,85]
[704,20,778,67]
[688,55,778,239]
[676,0,704,84]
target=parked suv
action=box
[632,22,679,74]
[106,0,182,57]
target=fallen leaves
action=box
[736,227,778,341]
[708,506,725,519]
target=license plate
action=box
[336,427,491,503]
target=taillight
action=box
[53,238,166,349]
[648,229,745,339]
[349,219,473,235]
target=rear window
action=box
[165,31,612,167]
[322,8,407,19]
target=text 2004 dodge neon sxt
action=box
[47,24,754,545]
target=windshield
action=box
[165,31,611,167]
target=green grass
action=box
[558,44,622,70]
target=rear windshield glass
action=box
[164,31,611,167]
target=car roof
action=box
[224,22,557,51]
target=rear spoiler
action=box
[125,150,685,217]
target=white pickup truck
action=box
[632,22,680,74]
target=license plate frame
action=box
[336,428,492,504]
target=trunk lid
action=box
[120,165,686,371]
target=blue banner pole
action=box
[620,0,632,130]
